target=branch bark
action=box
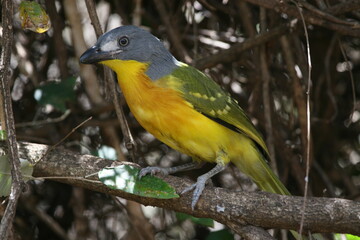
[5,141,360,237]
[0,0,24,239]
[243,0,360,37]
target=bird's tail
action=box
[233,146,324,240]
[250,154,290,196]
[232,146,290,196]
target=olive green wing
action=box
[158,63,269,156]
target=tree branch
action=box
[327,0,360,15]
[5,141,360,236]
[152,0,192,63]
[0,0,23,239]
[243,0,360,37]
[193,24,290,69]
[0,0,24,239]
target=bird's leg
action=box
[138,161,204,178]
[181,151,228,210]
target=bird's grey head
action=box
[80,25,179,80]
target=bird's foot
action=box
[181,175,207,210]
[138,166,170,179]
[181,162,226,210]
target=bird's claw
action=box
[138,166,169,179]
[181,184,196,195]
[181,177,207,210]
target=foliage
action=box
[0,156,33,196]
[98,165,179,199]
[35,77,77,112]
[176,212,214,228]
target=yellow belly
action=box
[101,59,254,164]
[128,87,250,164]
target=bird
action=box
[80,25,291,209]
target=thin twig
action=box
[298,0,356,26]
[84,0,102,38]
[84,0,137,161]
[15,109,71,128]
[194,24,291,69]
[22,198,73,240]
[243,0,360,37]
[279,34,311,177]
[294,2,312,238]
[326,0,360,15]
[37,117,92,163]
[0,1,24,239]
[259,7,278,174]
[236,1,257,38]
[36,177,101,184]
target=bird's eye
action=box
[118,36,129,47]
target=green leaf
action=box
[19,1,51,33]
[206,229,234,240]
[0,156,34,197]
[35,77,76,112]
[0,130,6,140]
[335,234,360,240]
[98,165,179,199]
[176,212,214,227]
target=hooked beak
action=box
[80,46,122,64]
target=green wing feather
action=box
[157,63,269,157]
